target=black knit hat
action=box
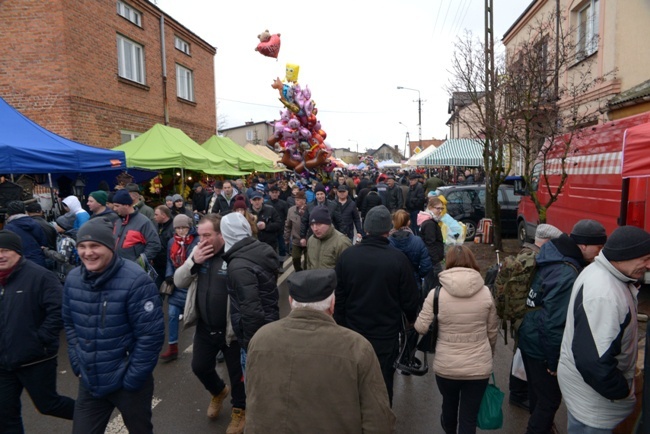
[309,206,331,225]
[314,183,326,194]
[288,269,336,302]
[364,205,392,235]
[76,219,116,252]
[0,230,22,254]
[570,219,607,245]
[6,200,25,216]
[602,226,650,261]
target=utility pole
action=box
[484,0,495,192]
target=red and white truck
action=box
[516,111,650,243]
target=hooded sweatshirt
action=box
[415,267,498,380]
[62,196,90,229]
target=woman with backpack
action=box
[415,245,498,434]
[388,210,432,288]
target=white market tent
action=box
[406,143,439,166]
[377,159,400,168]
[423,139,484,167]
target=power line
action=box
[217,98,384,115]
[452,0,474,36]
[438,0,455,35]
[450,0,468,36]
[431,0,444,38]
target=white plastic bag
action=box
[511,348,527,381]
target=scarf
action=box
[0,264,18,286]
[296,204,307,217]
[170,234,195,268]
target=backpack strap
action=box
[433,285,441,317]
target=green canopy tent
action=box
[201,135,276,172]
[113,124,247,176]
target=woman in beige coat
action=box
[415,245,498,434]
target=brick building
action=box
[0,0,216,149]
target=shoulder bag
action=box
[417,285,441,353]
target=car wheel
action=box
[518,220,528,246]
[462,220,477,240]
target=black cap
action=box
[570,219,607,246]
[337,184,348,192]
[6,200,25,216]
[288,269,336,302]
[409,173,419,180]
[309,206,331,225]
[25,202,42,213]
[269,185,280,192]
[602,226,650,261]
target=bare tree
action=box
[501,11,614,225]
[446,31,512,250]
[216,101,228,133]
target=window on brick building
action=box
[176,64,194,102]
[117,0,141,26]
[117,35,145,84]
[174,36,190,55]
[120,130,141,144]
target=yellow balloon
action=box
[285,63,300,83]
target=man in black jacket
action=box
[334,206,420,405]
[385,176,403,213]
[335,185,363,242]
[0,231,75,432]
[405,173,425,235]
[191,182,209,216]
[268,186,289,258]
[249,191,282,252]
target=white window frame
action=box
[576,0,599,59]
[176,64,195,102]
[174,36,190,55]
[117,35,145,84]
[120,130,141,144]
[246,130,254,141]
[116,0,141,26]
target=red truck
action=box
[516,111,650,244]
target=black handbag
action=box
[417,285,441,353]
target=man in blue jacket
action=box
[62,219,164,434]
[0,230,75,432]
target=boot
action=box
[226,408,246,434]
[207,385,230,419]
[159,343,178,362]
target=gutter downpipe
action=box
[160,15,169,125]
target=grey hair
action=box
[290,293,334,311]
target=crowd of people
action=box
[1,168,650,434]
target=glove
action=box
[165,276,174,285]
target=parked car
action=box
[435,184,521,239]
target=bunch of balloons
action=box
[266,64,332,174]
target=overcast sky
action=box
[156,0,531,154]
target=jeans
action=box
[409,210,420,235]
[240,349,247,378]
[276,233,287,256]
[435,375,489,434]
[367,337,400,407]
[567,410,613,434]
[0,358,75,434]
[72,375,154,434]
[168,303,182,344]
[191,321,246,409]
[291,244,306,272]
[521,351,562,434]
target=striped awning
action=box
[423,139,484,167]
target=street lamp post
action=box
[397,86,422,147]
[347,139,358,154]
[398,122,410,158]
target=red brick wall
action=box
[0,0,216,149]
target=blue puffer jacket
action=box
[388,228,433,280]
[517,235,584,371]
[63,255,164,398]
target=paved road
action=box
[22,260,567,433]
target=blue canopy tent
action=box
[0,96,152,193]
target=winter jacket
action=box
[90,208,119,224]
[114,209,161,262]
[62,255,164,398]
[174,246,236,343]
[360,191,383,219]
[517,235,583,371]
[388,228,432,280]
[417,213,445,266]
[212,189,240,214]
[334,235,420,340]
[557,252,639,430]
[31,215,57,250]
[223,237,280,350]
[386,185,403,212]
[135,199,155,221]
[153,218,174,275]
[246,309,395,433]
[269,198,289,223]
[5,214,48,267]
[305,225,351,270]
[0,259,63,370]
[415,267,498,380]
[423,176,445,194]
[191,189,209,213]
[284,204,306,246]
[165,230,199,308]
[250,204,282,249]
[405,182,425,212]
[335,199,363,239]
